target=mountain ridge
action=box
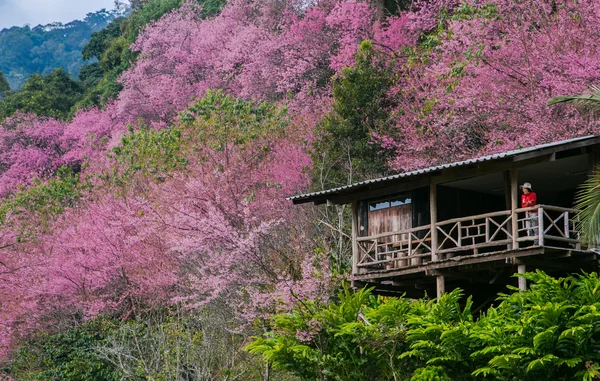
[0,8,127,89]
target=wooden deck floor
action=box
[352,246,599,301]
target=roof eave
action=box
[288,134,600,206]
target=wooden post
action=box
[537,207,544,246]
[511,167,519,250]
[430,184,438,261]
[518,264,527,291]
[351,201,359,275]
[564,211,569,240]
[406,234,412,267]
[436,275,445,298]
[485,218,490,243]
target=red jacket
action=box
[521,192,537,209]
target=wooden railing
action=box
[435,210,513,257]
[516,205,580,249]
[355,205,581,272]
[357,225,432,269]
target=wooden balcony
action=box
[355,205,582,273]
[352,205,599,301]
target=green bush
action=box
[0,167,88,235]
[5,317,118,381]
[249,270,600,381]
[0,69,83,119]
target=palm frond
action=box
[547,85,600,111]
[574,169,600,246]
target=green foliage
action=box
[452,2,499,21]
[468,271,600,380]
[199,0,228,18]
[0,70,10,96]
[0,68,83,119]
[181,89,288,150]
[124,0,225,43]
[82,18,125,61]
[99,37,130,73]
[77,17,129,107]
[249,271,600,381]
[312,41,395,189]
[78,62,104,90]
[248,287,414,380]
[107,123,187,188]
[548,85,600,108]
[548,85,600,122]
[0,167,87,234]
[382,0,418,18]
[410,366,452,381]
[574,168,600,246]
[125,0,177,41]
[76,64,124,108]
[123,0,183,42]
[5,317,118,381]
[107,90,287,192]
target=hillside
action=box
[1,0,600,379]
[0,8,125,89]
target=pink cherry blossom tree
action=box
[0,92,328,358]
[379,0,600,170]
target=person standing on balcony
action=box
[520,182,539,245]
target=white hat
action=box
[520,182,532,190]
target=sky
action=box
[0,0,116,30]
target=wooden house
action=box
[289,135,600,302]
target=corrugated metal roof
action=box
[289,134,600,204]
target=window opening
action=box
[369,195,412,211]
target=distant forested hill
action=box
[0,9,126,89]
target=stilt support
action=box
[518,264,527,291]
[436,275,445,298]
